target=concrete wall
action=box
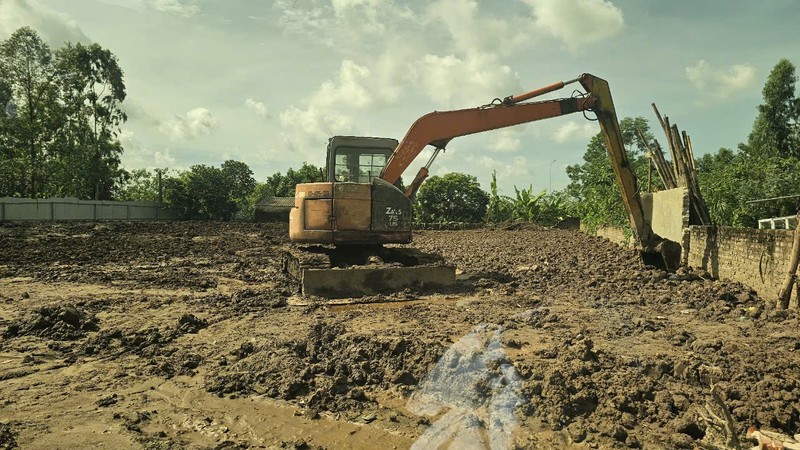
[0,197,178,221]
[587,188,689,247]
[594,226,631,247]
[686,226,794,302]
[643,188,690,244]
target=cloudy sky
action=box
[1,0,798,193]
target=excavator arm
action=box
[381,73,659,254]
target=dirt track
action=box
[1,222,799,449]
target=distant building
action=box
[254,197,294,222]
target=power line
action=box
[746,194,800,204]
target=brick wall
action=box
[686,226,795,302]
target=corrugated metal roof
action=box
[256,197,295,207]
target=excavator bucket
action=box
[282,246,456,299]
[641,239,682,272]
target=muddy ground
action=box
[0,221,798,449]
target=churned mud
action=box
[1,221,798,449]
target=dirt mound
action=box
[80,314,210,378]
[206,321,444,414]
[0,221,289,289]
[205,289,290,314]
[177,313,208,334]
[3,304,99,341]
[0,423,16,450]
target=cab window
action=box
[334,148,389,182]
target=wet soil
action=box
[1,221,798,449]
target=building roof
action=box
[255,196,295,208]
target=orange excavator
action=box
[285,73,676,298]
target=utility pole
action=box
[156,169,164,204]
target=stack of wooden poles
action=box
[638,104,712,226]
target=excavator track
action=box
[282,245,456,298]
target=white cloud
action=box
[331,0,380,13]
[524,0,624,49]
[686,60,757,98]
[274,0,413,46]
[330,0,404,36]
[145,0,199,17]
[274,0,332,42]
[245,98,271,118]
[278,57,406,155]
[275,0,625,165]
[488,129,522,153]
[468,154,534,180]
[159,107,217,140]
[314,60,374,109]
[119,129,177,168]
[0,0,89,46]
[553,121,597,143]
[416,53,519,107]
[94,0,146,11]
[279,105,353,157]
[426,0,528,56]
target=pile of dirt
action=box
[177,313,208,334]
[203,289,290,315]
[0,423,16,450]
[0,221,289,289]
[79,313,211,378]
[206,321,444,414]
[3,304,99,341]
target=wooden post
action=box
[653,140,677,189]
[650,103,712,225]
[778,213,800,309]
[638,129,677,189]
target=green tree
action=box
[263,162,325,197]
[695,148,742,225]
[117,168,164,202]
[743,59,799,159]
[415,172,489,223]
[0,74,18,196]
[221,159,256,219]
[164,161,257,221]
[0,27,129,199]
[0,27,60,197]
[698,59,800,227]
[164,165,235,220]
[508,186,546,222]
[566,117,653,232]
[536,190,573,226]
[485,170,513,222]
[53,42,127,199]
[222,160,256,204]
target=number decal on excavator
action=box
[385,207,402,227]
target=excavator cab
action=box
[326,136,395,183]
[289,136,414,246]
